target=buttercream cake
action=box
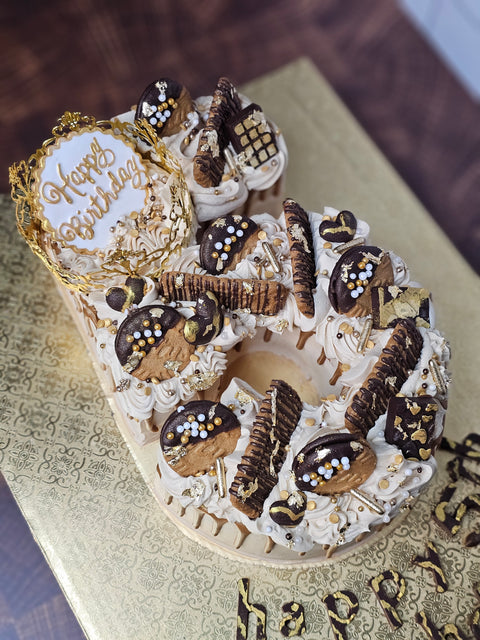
[9,77,450,564]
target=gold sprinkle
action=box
[329,513,340,524]
[307,500,316,511]
[323,242,332,249]
[265,269,274,279]
[305,418,316,427]
[273,238,283,246]
[129,211,138,219]
[190,354,199,362]
[145,387,152,396]
[280,490,289,500]
[214,345,223,352]
[379,479,390,490]
[196,345,206,353]
[258,230,267,240]
[151,377,160,385]
[394,454,403,465]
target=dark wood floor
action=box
[1,0,479,637]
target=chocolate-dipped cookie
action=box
[160,401,241,477]
[371,286,431,329]
[115,304,195,381]
[158,271,288,316]
[283,199,316,318]
[230,379,303,519]
[193,77,242,188]
[319,210,357,243]
[183,291,223,345]
[199,214,259,274]
[385,395,438,460]
[345,319,424,436]
[293,432,376,495]
[106,276,147,312]
[328,245,394,317]
[135,78,194,137]
[269,491,307,527]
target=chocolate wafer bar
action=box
[283,199,316,318]
[158,271,287,316]
[345,319,424,436]
[230,380,303,519]
[193,77,242,188]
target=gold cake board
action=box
[1,58,480,639]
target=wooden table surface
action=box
[1,1,479,638]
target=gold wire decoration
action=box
[9,112,193,294]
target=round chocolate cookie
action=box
[183,291,224,346]
[115,304,195,381]
[328,245,394,316]
[293,432,376,495]
[269,491,307,527]
[199,214,259,274]
[160,400,241,477]
[106,276,147,312]
[319,210,357,243]
[135,78,194,137]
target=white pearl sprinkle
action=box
[350,273,357,280]
[236,229,244,237]
[266,525,273,533]
[221,252,228,260]
[133,331,141,339]
[183,421,190,430]
[318,466,325,475]
[197,414,206,422]
[359,272,367,280]
[164,109,171,117]
[302,474,310,483]
[149,117,157,125]
[405,468,413,476]
[214,242,223,250]
[351,290,359,299]
[294,537,303,544]
[159,93,166,101]
[356,286,364,294]
[341,456,349,465]
[200,431,208,439]
[310,479,318,487]
[154,329,162,337]
[227,226,235,234]
[177,406,184,412]
[176,425,184,433]
[224,237,232,245]
[144,329,152,338]
[428,384,437,393]
[331,458,340,467]
[383,515,391,523]
[191,430,199,438]
[343,463,350,470]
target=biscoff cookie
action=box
[230,379,303,519]
[193,77,242,188]
[283,199,316,319]
[115,304,195,382]
[345,318,424,436]
[158,271,288,316]
[160,400,241,477]
[328,245,395,317]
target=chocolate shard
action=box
[371,285,431,329]
[158,271,288,316]
[283,199,316,318]
[230,380,303,519]
[385,395,438,460]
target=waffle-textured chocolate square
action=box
[371,286,431,329]
[384,395,438,461]
[226,103,278,169]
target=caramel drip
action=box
[317,347,326,365]
[296,330,315,350]
[263,328,273,342]
[329,361,343,386]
